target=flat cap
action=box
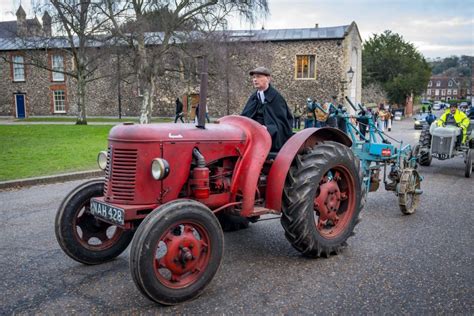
[249,66,271,76]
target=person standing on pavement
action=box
[376,103,386,132]
[304,98,315,128]
[293,105,302,129]
[241,67,293,152]
[174,98,184,123]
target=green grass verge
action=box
[0,125,113,181]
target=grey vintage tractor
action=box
[416,119,474,177]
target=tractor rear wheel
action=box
[129,200,223,305]
[55,180,134,265]
[281,141,362,258]
[418,125,432,166]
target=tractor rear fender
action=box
[265,127,352,212]
[219,116,272,216]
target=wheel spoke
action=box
[183,224,195,234]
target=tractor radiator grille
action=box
[104,147,138,202]
[431,135,453,156]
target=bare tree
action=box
[103,0,268,124]
[46,0,115,124]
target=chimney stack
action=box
[16,5,27,36]
[42,11,52,36]
[314,23,319,28]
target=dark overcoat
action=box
[241,85,293,152]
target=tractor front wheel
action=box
[55,180,134,265]
[129,200,223,305]
[465,149,473,178]
[418,125,432,166]
[281,141,362,258]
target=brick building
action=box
[0,7,362,119]
[422,76,472,102]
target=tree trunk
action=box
[139,76,156,124]
[76,76,88,125]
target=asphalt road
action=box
[1,117,473,314]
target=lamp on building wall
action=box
[340,66,355,104]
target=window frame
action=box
[294,54,317,80]
[12,55,26,82]
[51,54,65,82]
[436,81,441,87]
[53,89,66,113]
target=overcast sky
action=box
[1,0,472,59]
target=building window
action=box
[447,89,452,95]
[435,89,439,96]
[427,89,431,95]
[53,90,66,113]
[428,81,432,87]
[436,81,441,87]
[453,89,457,95]
[441,89,446,96]
[52,55,65,81]
[295,55,316,79]
[12,55,25,82]
[448,81,453,87]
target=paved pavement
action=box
[0,117,473,314]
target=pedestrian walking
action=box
[174,97,184,123]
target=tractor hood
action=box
[108,121,247,143]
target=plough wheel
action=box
[398,168,421,215]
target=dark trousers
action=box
[315,120,326,128]
[174,113,184,123]
[293,117,301,129]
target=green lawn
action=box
[0,125,112,181]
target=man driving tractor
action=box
[437,103,470,144]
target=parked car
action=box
[394,111,403,121]
[414,112,429,129]
[432,103,441,111]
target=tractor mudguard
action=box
[219,116,272,216]
[265,127,352,212]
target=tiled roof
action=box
[0,18,42,38]
[0,21,17,38]
[429,76,460,89]
[0,24,352,51]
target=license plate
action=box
[90,199,125,225]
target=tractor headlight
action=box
[151,158,170,180]
[97,151,108,170]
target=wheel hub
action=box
[155,223,209,286]
[315,179,342,227]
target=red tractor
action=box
[55,116,363,304]
[55,65,363,305]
